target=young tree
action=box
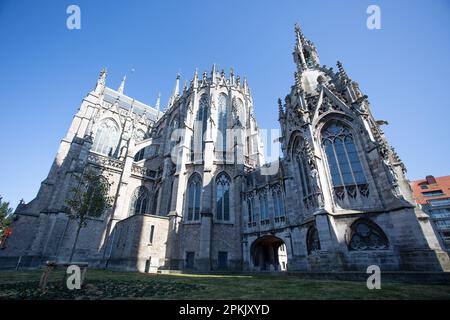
[65,170,114,262]
[0,196,13,239]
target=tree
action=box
[65,170,113,262]
[0,196,13,239]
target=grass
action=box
[0,269,449,300]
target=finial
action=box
[211,64,217,84]
[117,75,126,94]
[167,74,180,108]
[230,67,235,84]
[193,68,198,88]
[95,67,107,94]
[278,98,285,120]
[155,93,161,118]
[99,67,107,78]
[174,73,180,96]
[337,61,349,81]
[243,77,249,93]
[294,22,305,44]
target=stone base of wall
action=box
[0,255,107,271]
[341,250,400,271]
[195,257,211,272]
[210,259,242,272]
[399,249,450,272]
[0,255,48,270]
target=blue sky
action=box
[0,0,449,208]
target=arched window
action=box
[192,94,209,160]
[187,174,202,221]
[293,137,312,198]
[247,197,255,224]
[92,119,120,156]
[322,122,366,187]
[217,93,228,154]
[233,98,245,126]
[134,148,145,162]
[152,188,159,215]
[322,121,369,200]
[129,186,150,216]
[348,219,389,251]
[216,173,230,221]
[307,226,321,255]
[166,180,174,216]
[259,193,269,222]
[272,189,285,217]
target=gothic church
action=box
[2,24,449,272]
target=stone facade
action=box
[1,24,449,273]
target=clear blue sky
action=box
[1,0,449,209]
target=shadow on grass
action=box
[0,269,450,300]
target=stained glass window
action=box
[322,122,367,187]
[216,173,230,221]
[272,189,285,217]
[187,174,202,221]
[217,94,228,154]
[92,119,120,156]
[259,193,269,220]
[129,186,150,216]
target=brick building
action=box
[411,175,450,253]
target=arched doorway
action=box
[250,235,288,271]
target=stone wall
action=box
[107,214,169,273]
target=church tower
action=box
[277,23,450,271]
[153,66,265,271]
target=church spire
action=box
[94,67,107,95]
[155,92,161,118]
[278,98,285,121]
[193,68,198,89]
[337,61,350,83]
[294,23,306,47]
[167,73,180,108]
[243,77,249,94]
[117,75,126,94]
[230,67,235,85]
[293,22,320,72]
[211,63,217,84]
[293,23,307,71]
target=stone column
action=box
[315,212,344,271]
[198,211,213,271]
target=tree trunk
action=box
[69,223,82,262]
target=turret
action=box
[94,68,107,95]
[117,75,126,94]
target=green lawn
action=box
[0,269,449,300]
